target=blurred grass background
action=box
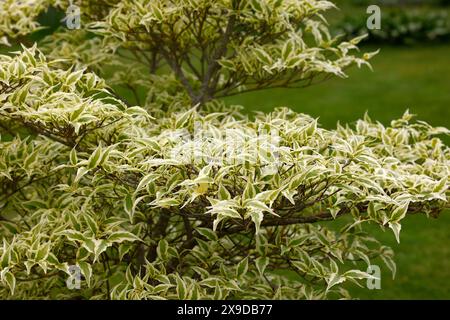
[224,3,450,299]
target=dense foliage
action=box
[0,0,449,300]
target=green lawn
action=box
[224,44,450,299]
[223,44,450,130]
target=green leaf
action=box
[66,69,84,86]
[246,199,277,216]
[136,173,157,193]
[243,180,256,200]
[152,197,180,208]
[367,201,377,218]
[254,189,279,207]
[70,104,86,122]
[93,239,110,262]
[83,214,98,236]
[151,4,164,21]
[388,221,402,243]
[157,239,169,261]
[218,59,236,71]
[59,230,87,243]
[249,210,263,234]
[118,243,133,261]
[4,272,16,295]
[250,0,263,12]
[175,109,192,128]
[218,184,231,200]
[254,48,272,65]
[282,40,294,61]
[255,257,269,276]
[124,193,134,222]
[176,275,187,299]
[78,261,92,287]
[0,221,18,234]
[326,273,345,291]
[344,270,374,280]
[192,266,210,279]
[74,167,89,184]
[306,119,317,135]
[381,254,397,279]
[108,231,140,244]
[69,148,78,166]
[285,56,302,68]
[24,150,38,168]
[36,243,50,261]
[433,177,447,193]
[88,146,103,169]
[195,227,218,241]
[391,202,409,222]
[82,239,110,262]
[236,257,248,278]
[288,235,308,248]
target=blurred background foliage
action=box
[8,0,449,299]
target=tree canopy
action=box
[0,0,448,299]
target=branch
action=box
[194,14,236,104]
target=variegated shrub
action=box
[0,1,448,299]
